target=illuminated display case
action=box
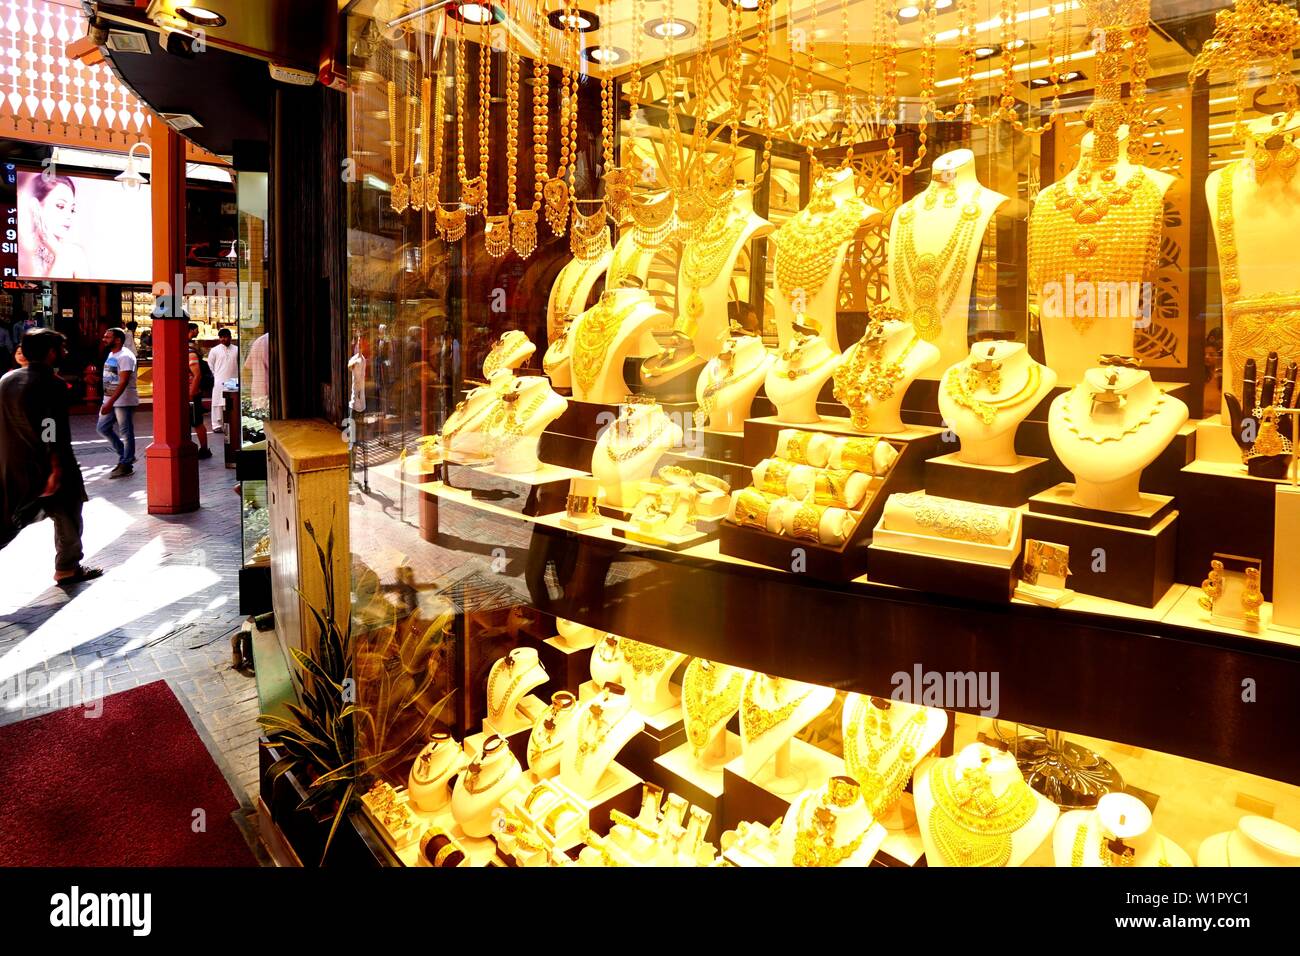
[337,0,1300,868]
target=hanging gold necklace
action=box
[945,360,1043,426]
[485,26,518,258]
[928,760,1037,867]
[778,334,832,382]
[892,198,982,342]
[572,292,632,392]
[741,677,813,744]
[544,0,579,235]
[843,698,928,818]
[410,71,429,212]
[628,193,678,250]
[772,181,870,302]
[571,204,612,261]
[387,72,415,214]
[484,392,548,455]
[682,659,744,756]
[681,208,748,328]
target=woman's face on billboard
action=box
[39,182,76,243]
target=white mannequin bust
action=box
[484,647,548,731]
[677,186,773,359]
[766,320,845,425]
[407,732,465,813]
[913,743,1058,867]
[772,165,881,353]
[440,372,514,460]
[1206,112,1300,404]
[618,638,686,716]
[554,617,602,650]
[775,776,886,867]
[570,288,671,404]
[542,317,574,390]
[484,376,569,474]
[938,341,1057,465]
[559,683,645,800]
[450,734,523,838]
[833,315,939,433]
[482,330,535,378]
[739,672,835,779]
[1053,792,1191,867]
[526,690,579,779]
[589,633,623,688]
[681,658,746,767]
[547,252,612,344]
[887,149,1008,374]
[1047,364,1188,511]
[1196,815,1300,867]
[695,333,774,432]
[592,402,684,507]
[1030,125,1176,385]
[840,694,948,826]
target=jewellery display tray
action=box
[441,460,586,517]
[923,453,1056,509]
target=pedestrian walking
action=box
[188,322,213,460]
[97,327,139,478]
[206,327,239,433]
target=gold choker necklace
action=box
[928,761,1037,867]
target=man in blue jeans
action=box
[98,327,139,478]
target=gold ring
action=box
[523,784,550,814]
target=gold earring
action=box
[1198,559,1225,612]
[1241,567,1264,624]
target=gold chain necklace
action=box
[945,361,1042,426]
[693,350,747,428]
[464,756,512,795]
[843,698,928,817]
[619,639,678,679]
[482,333,522,378]
[893,200,982,342]
[778,336,833,382]
[605,416,670,463]
[682,659,744,755]
[791,792,866,867]
[928,761,1037,867]
[833,324,919,429]
[573,294,635,393]
[772,185,869,300]
[741,678,813,744]
[484,393,547,454]
[574,701,618,775]
[487,653,534,718]
[681,210,748,327]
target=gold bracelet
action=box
[658,465,695,485]
[782,430,814,464]
[544,801,580,837]
[433,842,460,867]
[813,468,855,508]
[694,473,730,495]
[838,437,881,474]
[790,500,825,543]
[523,784,550,814]
[756,459,794,495]
[733,489,778,531]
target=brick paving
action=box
[0,410,262,808]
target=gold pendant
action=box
[391,177,409,214]
[686,287,703,322]
[544,178,570,234]
[913,305,941,341]
[409,174,425,212]
[437,205,467,242]
[511,210,538,258]
[485,215,511,258]
[462,177,487,215]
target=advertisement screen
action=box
[16,169,152,283]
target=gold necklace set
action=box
[1215,162,1300,397]
[778,334,833,382]
[619,639,678,680]
[572,294,636,393]
[1028,160,1164,334]
[483,392,548,454]
[791,786,867,868]
[693,346,754,429]
[464,748,513,795]
[681,209,748,326]
[772,182,870,302]
[605,413,671,464]
[487,653,533,718]
[574,700,620,776]
[1060,386,1166,445]
[843,698,929,818]
[928,760,1038,867]
[741,677,813,744]
[482,332,525,378]
[945,359,1043,426]
[682,659,744,756]
[892,196,983,342]
[833,319,920,430]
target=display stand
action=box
[440,461,586,517]
[521,631,595,701]
[720,739,843,834]
[923,452,1055,508]
[548,764,642,836]
[1274,485,1300,630]
[1024,485,1178,607]
[619,702,688,781]
[653,729,741,845]
[741,415,942,487]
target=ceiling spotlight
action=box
[546,8,600,32]
[584,45,629,65]
[448,3,499,25]
[1006,38,1027,50]
[1029,77,1051,87]
[975,46,997,58]
[935,0,954,7]
[645,17,695,39]
[1061,70,1082,81]
[175,6,226,27]
[898,5,920,18]
[726,0,761,8]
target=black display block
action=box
[620,715,687,781]
[1174,464,1279,600]
[720,765,796,835]
[692,427,747,464]
[1028,483,1175,531]
[866,546,1018,603]
[924,453,1055,508]
[1021,510,1179,608]
[519,632,594,701]
[537,430,594,473]
[441,462,572,516]
[584,772,643,835]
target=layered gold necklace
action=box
[843,698,928,818]
[741,676,813,744]
[892,198,983,342]
[682,659,744,756]
[928,760,1037,867]
[681,208,748,328]
[772,181,870,301]
[572,293,634,393]
[945,359,1043,426]
[833,318,919,429]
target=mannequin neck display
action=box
[914,743,1058,867]
[548,252,612,343]
[1048,365,1188,511]
[681,658,745,766]
[482,330,535,378]
[766,327,845,425]
[888,149,1008,374]
[939,340,1057,465]
[618,638,686,716]
[841,694,948,824]
[440,373,514,457]
[527,691,579,777]
[695,333,773,433]
[739,673,834,781]
[1054,792,1180,867]
[542,318,574,389]
[777,776,880,867]
[483,378,568,474]
[1031,125,1174,385]
[592,402,684,508]
[486,647,547,726]
[554,617,602,650]
[408,733,463,811]
[590,634,624,688]
[1198,815,1300,867]
[833,317,939,433]
[450,735,523,838]
[640,330,706,401]
[1205,112,1300,403]
[678,186,773,359]
[772,166,879,353]
[560,684,645,799]
[571,288,669,404]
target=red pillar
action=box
[145,124,199,514]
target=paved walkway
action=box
[0,410,261,803]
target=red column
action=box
[145,124,199,514]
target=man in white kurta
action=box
[206,328,240,431]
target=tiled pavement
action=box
[0,410,262,803]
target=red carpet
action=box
[0,680,256,866]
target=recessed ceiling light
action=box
[1007,38,1027,49]
[727,0,761,8]
[584,45,629,65]
[1030,77,1050,87]
[975,46,997,58]
[449,3,498,26]
[935,0,954,7]
[899,5,920,18]
[176,6,226,28]
[1061,70,1082,81]
[546,8,600,32]
[645,17,695,39]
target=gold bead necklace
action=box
[928,760,1037,867]
[892,198,982,342]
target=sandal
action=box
[55,566,105,587]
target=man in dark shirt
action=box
[0,328,102,585]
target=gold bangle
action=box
[544,801,580,836]
[694,473,730,495]
[783,430,814,464]
[838,437,881,474]
[813,468,855,508]
[523,784,550,814]
[433,842,460,867]
[756,459,794,495]
[733,489,777,531]
[791,501,825,542]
